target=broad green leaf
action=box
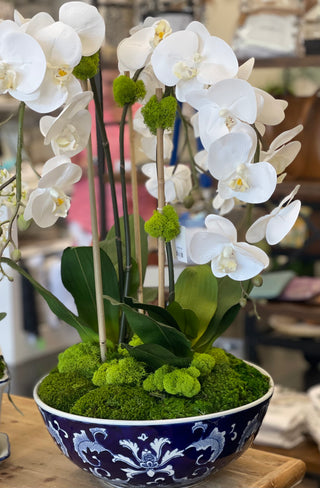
[193,277,251,351]
[167,301,199,341]
[174,265,218,343]
[0,257,98,342]
[0,312,6,321]
[61,247,120,344]
[124,343,191,369]
[124,296,180,329]
[104,295,192,358]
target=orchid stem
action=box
[156,88,165,308]
[118,102,132,342]
[90,76,124,299]
[166,241,174,304]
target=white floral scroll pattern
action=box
[45,417,70,457]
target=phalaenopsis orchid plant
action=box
[0,2,302,371]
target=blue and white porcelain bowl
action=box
[0,372,10,463]
[34,365,273,488]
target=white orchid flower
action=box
[207,132,277,204]
[39,91,93,157]
[151,21,238,102]
[142,163,192,203]
[189,214,269,281]
[59,2,105,56]
[260,125,303,176]
[137,64,165,103]
[117,18,172,72]
[133,107,173,161]
[194,149,208,172]
[246,186,301,245]
[24,21,83,113]
[0,21,46,101]
[24,156,82,228]
[186,78,257,150]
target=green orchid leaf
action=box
[104,294,192,358]
[101,215,148,281]
[124,296,180,329]
[174,265,218,343]
[142,287,158,304]
[0,312,6,321]
[193,277,251,351]
[61,247,120,344]
[0,257,98,342]
[166,301,199,341]
[124,343,191,369]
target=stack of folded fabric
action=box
[305,385,320,449]
[254,385,309,448]
[233,13,300,59]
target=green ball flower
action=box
[144,204,180,242]
[73,52,100,80]
[113,76,146,106]
[141,95,177,135]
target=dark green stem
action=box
[176,104,198,188]
[90,76,124,299]
[118,103,131,343]
[166,241,175,304]
[16,102,25,203]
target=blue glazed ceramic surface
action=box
[33,365,273,488]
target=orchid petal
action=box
[269,125,303,151]
[228,242,269,280]
[255,88,288,126]
[265,200,301,245]
[59,2,105,56]
[246,214,271,243]
[237,57,255,80]
[205,214,237,241]
[117,27,155,71]
[189,231,229,264]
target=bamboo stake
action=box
[126,72,143,303]
[84,80,106,363]
[156,88,165,308]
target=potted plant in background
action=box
[0,1,303,486]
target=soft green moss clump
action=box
[58,342,102,379]
[73,52,100,80]
[145,205,180,242]
[92,356,147,387]
[71,385,157,420]
[38,371,96,412]
[0,357,6,378]
[113,76,146,106]
[38,349,270,420]
[141,95,177,135]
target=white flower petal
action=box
[24,188,58,228]
[237,57,255,80]
[228,242,269,280]
[269,125,303,151]
[189,231,228,264]
[246,214,271,243]
[39,159,82,189]
[255,88,288,126]
[117,27,155,71]
[36,21,82,67]
[266,200,301,245]
[204,214,237,241]
[59,2,105,56]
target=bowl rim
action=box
[33,361,274,426]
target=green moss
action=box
[58,342,102,379]
[73,52,100,80]
[191,352,216,375]
[71,385,157,420]
[113,76,146,106]
[92,356,147,387]
[144,205,180,242]
[141,95,177,135]
[38,371,96,412]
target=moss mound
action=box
[37,371,96,412]
[38,349,270,420]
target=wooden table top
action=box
[0,395,306,488]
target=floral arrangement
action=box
[0,2,302,418]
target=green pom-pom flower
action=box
[141,95,177,135]
[73,52,100,80]
[144,204,180,242]
[113,76,146,106]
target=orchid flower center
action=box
[228,164,250,192]
[51,65,73,85]
[55,124,79,151]
[217,245,237,273]
[173,53,202,81]
[0,62,16,92]
[50,188,70,217]
[219,109,236,131]
[152,20,172,47]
